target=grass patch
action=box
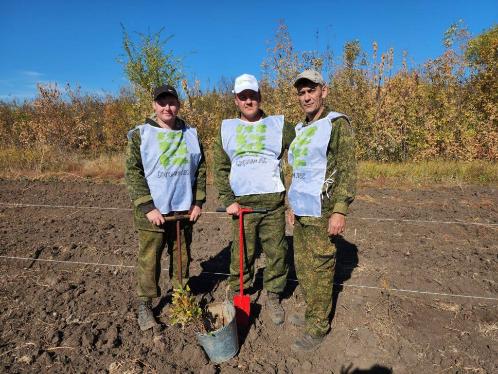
[0,147,496,186]
[0,147,125,181]
[359,160,498,185]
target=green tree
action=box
[465,24,498,74]
[119,25,184,120]
[465,24,498,159]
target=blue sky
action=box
[0,0,496,101]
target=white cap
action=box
[233,74,259,94]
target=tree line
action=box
[0,21,496,162]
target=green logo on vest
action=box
[290,125,318,168]
[234,122,267,157]
[157,131,188,168]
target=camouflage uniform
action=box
[214,113,295,294]
[292,109,357,337]
[125,117,206,298]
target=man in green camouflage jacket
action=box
[214,74,295,325]
[125,85,206,331]
[287,70,357,351]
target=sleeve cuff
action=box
[133,194,153,208]
[194,200,204,208]
[221,196,237,208]
[138,201,156,214]
[332,202,349,215]
[194,191,206,203]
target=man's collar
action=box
[146,116,184,129]
[145,117,160,127]
[303,106,329,125]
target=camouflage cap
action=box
[293,69,325,87]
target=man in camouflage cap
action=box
[287,69,357,351]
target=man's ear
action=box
[321,85,329,99]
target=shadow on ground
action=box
[331,236,359,322]
[188,234,359,327]
[341,363,392,373]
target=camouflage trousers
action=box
[293,215,337,337]
[136,220,192,299]
[229,204,288,294]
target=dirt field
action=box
[0,179,497,373]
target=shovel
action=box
[217,206,268,326]
[164,213,191,287]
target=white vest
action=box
[288,112,347,217]
[128,123,202,214]
[221,115,285,196]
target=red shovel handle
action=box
[238,210,247,296]
[215,207,267,295]
[214,207,267,326]
[215,207,268,215]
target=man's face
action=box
[153,94,180,124]
[234,89,261,121]
[296,80,328,118]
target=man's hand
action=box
[287,209,295,226]
[189,205,202,222]
[328,213,346,236]
[226,202,241,216]
[146,209,165,226]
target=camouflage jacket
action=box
[125,117,207,231]
[299,107,357,217]
[214,113,295,211]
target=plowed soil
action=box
[0,180,497,373]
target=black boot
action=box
[137,299,158,331]
[291,333,325,352]
[288,311,305,327]
[267,291,285,325]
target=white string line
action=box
[0,255,135,269]
[350,216,498,228]
[1,255,497,302]
[0,202,496,227]
[0,202,132,211]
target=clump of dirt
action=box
[202,309,225,332]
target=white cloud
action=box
[19,70,44,78]
[0,70,46,100]
[1,72,117,101]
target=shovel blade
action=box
[233,295,250,326]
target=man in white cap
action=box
[214,74,295,325]
[287,69,357,351]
